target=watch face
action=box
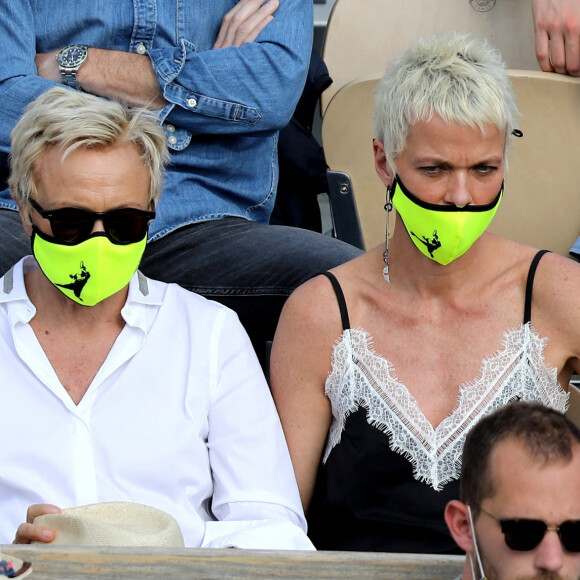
[58,45,88,68]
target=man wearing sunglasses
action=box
[0,87,313,550]
[445,402,580,580]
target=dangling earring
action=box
[383,186,393,283]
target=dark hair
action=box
[461,402,580,514]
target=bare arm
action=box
[270,276,342,511]
[13,504,61,544]
[34,0,280,110]
[533,0,580,76]
[531,253,580,383]
[34,48,167,109]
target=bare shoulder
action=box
[285,271,341,314]
[524,250,580,380]
[532,251,580,304]
[279,255,367,332]
[528,251,580,360]
[271,259,366,387]
[486,237,580,293]
[274,271,346,348]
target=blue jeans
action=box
[0,209,29,271]
[0,209,362,365]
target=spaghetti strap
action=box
[321,271,351,330]
[524,250,551,324]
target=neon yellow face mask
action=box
[32,230,146,306]
[391,177,503,265]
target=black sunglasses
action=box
[478,506,580,553]
[29,198,155,245]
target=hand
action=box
[35,50,62,83]
[533,0,580,76]
[13,503,61,544]
[214,0,280,49]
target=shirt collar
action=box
[121,270,164,333]
[1,257,164,333]
[0,257,38,325]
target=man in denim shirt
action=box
[0,0,361,364]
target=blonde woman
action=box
[271,34,578,554]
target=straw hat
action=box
[33,502,184,547]
[0,550,31,578]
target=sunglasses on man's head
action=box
[477,506,580,553]
[29,198,155,245]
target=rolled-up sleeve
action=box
[148,0,313,135]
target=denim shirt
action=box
[0,0,313,240]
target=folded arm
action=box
[148,0,312,134]
[34,0,283,111]
[0,0,311,156]
[35,49,168,109]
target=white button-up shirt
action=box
[0,258,312,549]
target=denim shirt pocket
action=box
[161,119,192,151]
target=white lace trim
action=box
[323,323,569,491]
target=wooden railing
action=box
[4,545,465,579]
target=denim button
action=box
[166,124,175,132]
[186,97,197,108]
[136,43,147,55]
[168,135,177,145]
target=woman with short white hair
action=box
[270,33,577,554]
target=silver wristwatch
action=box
[56,44,89,90]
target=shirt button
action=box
[186,97,197,108]
[168,135,177,145]
[166,124,175,132]
[136,43,147,55]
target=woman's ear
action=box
[444,500,475,554]
[373,139,394,189]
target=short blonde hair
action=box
[373,33,519,172]
[9,87,169,210]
